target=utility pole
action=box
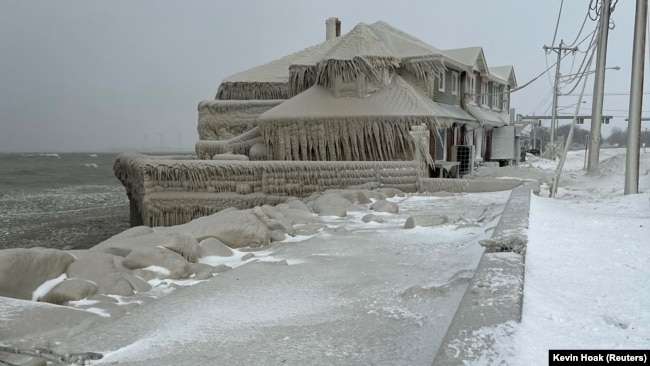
[587,0,611,172]
[543,40,578,156]
[625,0,647,195]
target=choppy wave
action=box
[20,153,61,158]
[0,184,128,217]
[0,153,121,190]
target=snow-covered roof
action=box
[216,39,340,100]
[441,47,488,74]
[465,105,510,126]
[257,74,478,162]
[218,21,449,100]
[222,39,338,84]
[217,20,516,104]
[260,75,473,123]
[489,65,518,88]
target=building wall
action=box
[431,69,461,105]
[398,69,460,106]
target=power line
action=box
[511,20,599,97]
[563,92,650,96]
[566,4,596,47]
[550,0,564,47]
[589,0,600,21]
[544,40,581,145]
[558,21,600,91]
[562,107,650,113]
[529,88,555,115]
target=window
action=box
[451,71,459,95]
[468,75,475,102]
[502,88,510,110]
[481,80,489,105]
[435,128,446,161]
[436,70,445,92]
[492,84,500,108]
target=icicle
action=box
[216,82,289,100]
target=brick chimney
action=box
[326,17,341,41]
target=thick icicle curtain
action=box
[258,116,438,161]
[216,82,289,100]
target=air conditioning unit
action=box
[451,145,475,176]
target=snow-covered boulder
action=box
[176,210,271,248]
[362,214,385,223]
[370,199,399,214]
[313,193,355,217]
[0,248,75,300]
[67,252,151,296]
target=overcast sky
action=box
[0,0,644,152]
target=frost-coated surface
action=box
[0,190,509,365]
[466,148,650,365]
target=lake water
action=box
[0,153,129,249]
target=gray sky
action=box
[0,0,643,152]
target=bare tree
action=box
[606,127,628,147]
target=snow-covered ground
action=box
[471,148,650,365]
[1,148,648,365]
[1,189,510,365]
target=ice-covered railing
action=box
[196,100,283,160]
[195,127,264,159]
[114,153,420,227]
[197,99,283,141]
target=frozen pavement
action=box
[23,191,511,366]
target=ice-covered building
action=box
[197,19,518,175]
[115,18,521,227]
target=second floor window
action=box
[468,75,475,101]
[436,70,445,92]
[492,84,500,108]
[451,71,459,95]
[481,80,489,105]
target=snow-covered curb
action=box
[434,183,531,365]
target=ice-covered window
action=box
[468,75,476,103]
[435,128,446,160]
[492,84,500,108]
[502,87,510,110]
[481,80,489,105]
[436,70,445,92]
[451,71,459,95]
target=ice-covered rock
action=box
[0,248,75,300]
[362,214,385,223]
[404,215,448,228]
[313,193,355,217]
[370,199,399,214]
[39,279,98,305]
[176,210,271,248]
[66,252,151,296]
[122,247,193,280]
[199,238,234,257]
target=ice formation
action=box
[0,187,405,309]
[114,20,516,227]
